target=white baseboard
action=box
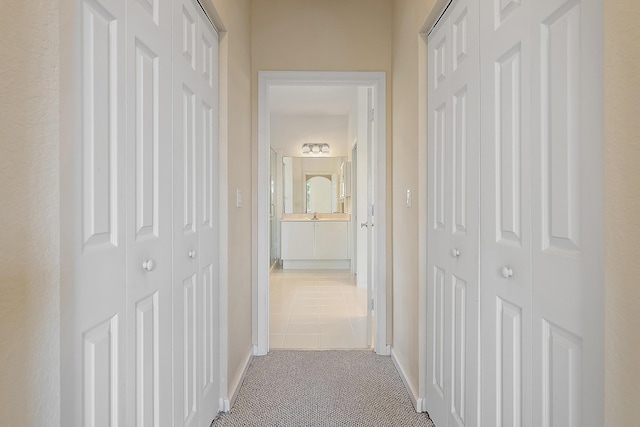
[391,348,421,413]
[282,260,350,270]
[415,397,427,413]
[221,348,253,412]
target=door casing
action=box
[255,71,389,356]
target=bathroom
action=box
[266,84,375,349]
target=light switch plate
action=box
[236,188,243,208]
[406,189,412,208]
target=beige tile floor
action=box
[269,269,371,349]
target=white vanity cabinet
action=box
[280,222,315,260]
[281,221,349,269]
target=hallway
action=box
[211,350,434,426]
[269,270,370,349]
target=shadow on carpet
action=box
[212,350,435,427]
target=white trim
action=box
[216,24,230,410]
[417,25,431,416]
[282,260,350,270]
[421,0,454,35]
[256,71,388,356]
[221,349,253,412]
[391,348,421,413]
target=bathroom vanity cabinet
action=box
[281,220,349,269]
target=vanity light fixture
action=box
[301,143,330,155]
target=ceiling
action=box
[268,85,356,116]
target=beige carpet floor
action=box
[211,350,435,427]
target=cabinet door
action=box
[315,222,348,260]
[281,222,315,260]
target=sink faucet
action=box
[311,212,318,220]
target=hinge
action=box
[368,107,375,122]
[369,204,374,217]
[369,299,375,311]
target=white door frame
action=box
[256,71,389,356]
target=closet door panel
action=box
[197,16,220,426]
[480,0,532,426]
[448,0,480,425]
[531,0,603,425]
[427,1,480,425]
[426,16,451,426]
[125,0,173,424]
[173,1,203,426]
[70,0,128,425]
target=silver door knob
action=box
[502,266,513,278]
[361,222,368,228]
[452,249,460,257]
[142,259,155,272]
[188,249,197,259]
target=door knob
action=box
[361,222,368,228]
[142,259,155,272]
[452,249,460,257]
[188,249,197,259]
[502,266,513,278]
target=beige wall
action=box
[209,0,254,398]
[604,0,640,424]
[271,114,350,157]
[391,0,436,398]
[0,1,60,425]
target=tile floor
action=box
[269,269,371,349]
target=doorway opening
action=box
[256,71,389,356]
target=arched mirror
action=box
[282,156,346,214]
[306,175,332,213]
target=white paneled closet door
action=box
[197,11,220,426]
[172,0,219,425]
[480,0,603,426]
[64,0,220,425]
[426,0,480,425]
[125,0,173,425]
[68,0,128,424]
[530,0,603,425]
[479,0,533,425]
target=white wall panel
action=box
[496,47,522,244]
[202,264,215,392]
[181,7,196,70]
[202,102,214,228]
[432,266,446,397]
[134,40,159,238]
[135,294,159,427]
[497,298,523,427]
[542,320,582,427]
[183,275,197,426]
[84,316,119,427]
[452,276,467,425]
[453,87,468,235]
[434,104,447,230]
[183,86,196,233]
[541,4,581,253]
[83,0,118,247]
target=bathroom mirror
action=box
[283,156,346,214]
